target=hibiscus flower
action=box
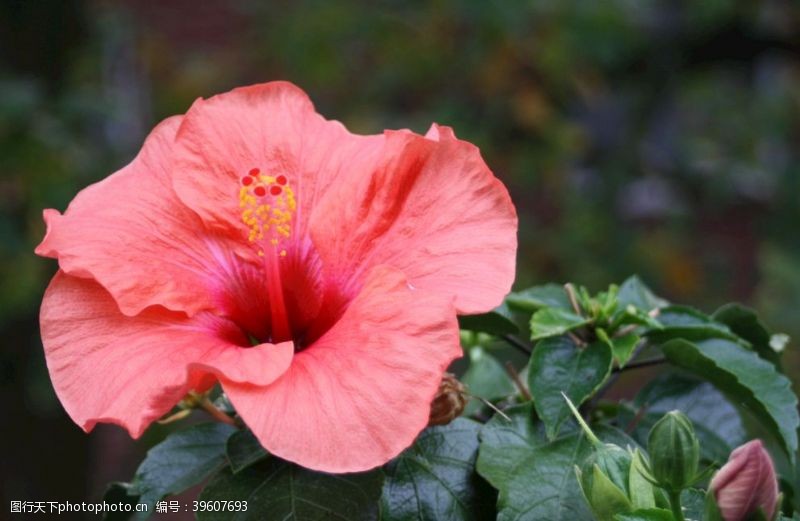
[35,81,517,472]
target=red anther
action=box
[270,185,282,196]
[254,186,267,197]
[276,175,287,186]
[241,176,253,186]
[249,168,260,177]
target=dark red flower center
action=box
[225,169,349,350]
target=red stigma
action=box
[254,186,267,197]
[241,176,253,186]
[276,175,287,186]
[270,185,282,196]
[249,168,260,177]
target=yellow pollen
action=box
[238,171,296,253]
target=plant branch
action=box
[504,361,533,401]
[588,341,661,412]
[501,333,532,355]
[613,324,639,338]
[625,404,649,434]
[568,331,587,347]
[564,283,582,316]
[197,395,237,426]
[611,356,666,373]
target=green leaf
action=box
[507,283,572,312]
[609,306,663,333]
[102,482,139,520]
[496,427,637,521]
[129,422,237,519]
[530,308,591,340]
[529,337,613,439]
[619,373,746,464]
[497,432,594,521]
[459,302,519,335]
[609,333,640,367]
[713,303,782,368]
[661,338,799,464]
[382,418,495,521]
[647,306,739,343]
[226,429,268,473]
[629,450,656,510]
[679,488,705,520]
[477,404,637,500]
[476,403,548,489]
[462,347,516,416]
[198,459,383,520]
[617,276,668,312]
[614,508,674,521]
[598,285,621,319]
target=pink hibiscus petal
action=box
[309,125,517,315]
[170,82,515,315]
[35,116,253,317]
[171,81,384,240]
[40,271,293,437]
[223,265,461,473]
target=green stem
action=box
[562,392,601,447]
[668,490,685,521]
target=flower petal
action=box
[171,81,383,240]
[712,440,779,521]
[223,265,461,473]
[40,271,293,437]
[310,125,517,315]
[710,441,751,492]
[35,116,251,317]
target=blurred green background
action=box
[2,0,799,515]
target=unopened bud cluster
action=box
[568,400,781,521]
[564,395,660,521]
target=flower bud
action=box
[428,373,467,426]
[577,461,632,521]
[582,443,633,496]
[562,393,658,519]
[579,443,646,519]
[647,410,700,492]
[709,440,779,521]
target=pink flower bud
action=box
[710,440,779,521]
